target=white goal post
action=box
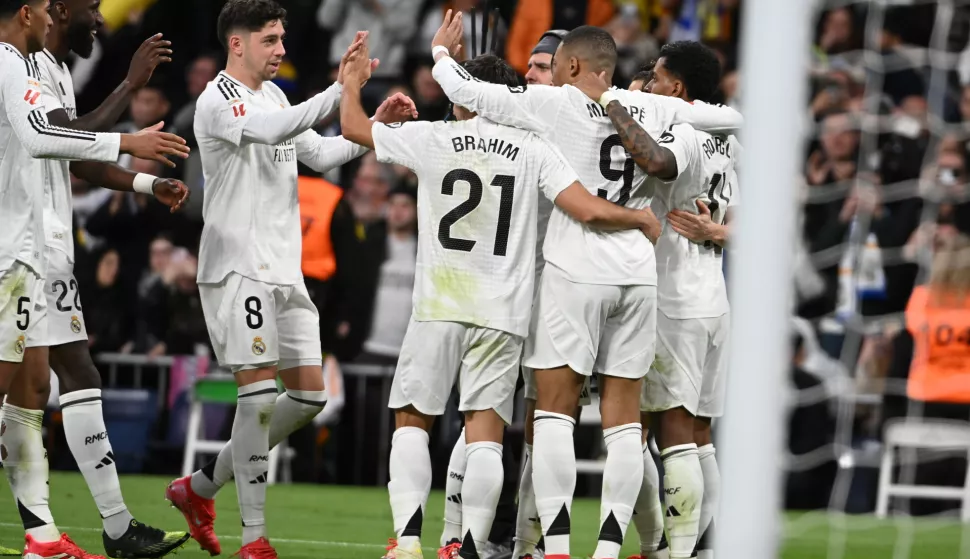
[715,0,813,557]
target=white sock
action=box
[2,404,59,542]
[231,380,277,545]
[661,444,703,559]
[532,411,576,559]
[634,442,665,555]
[696,444,719,557]
[191,389,326,499]
[511,444,540,559]
[441,428,467,546]
[388,426,432,550]
[593,423,642,559]
[459,441,503,559]
[59,389,133,539]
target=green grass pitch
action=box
[0,473,965,558]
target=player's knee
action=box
[56,363,101,394]
[523,400,536,445]
[658,406,696,449]
[394,405,434,432]
[464,409,504,444]
[693,416,712,447]
[534,367,583,414]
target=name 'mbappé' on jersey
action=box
[371,118,578,337]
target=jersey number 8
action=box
[438,169,515,256]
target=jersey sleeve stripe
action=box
[28,110,96,141]
[29,111,97,138]
[222,79,241,99]
[216,81,231,100]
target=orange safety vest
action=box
[905,285,970,403]
[298,176,343,282]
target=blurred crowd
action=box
[65,0,970,502]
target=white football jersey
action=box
[32,49,77,262]
[195,72,366,286]
[372,118,578,337]
[0,43,120,278]
[432,55,742,286]
[651,124,740,319]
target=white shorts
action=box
[199,273,322,371]
[522,365,592,406]
[641,311,730,417]
[29,248,87,348]
[0,263,47,362]
[524,265,656,379]
[389,319,522,424]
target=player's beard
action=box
[67,21,96,58]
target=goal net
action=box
[720,0,970,557]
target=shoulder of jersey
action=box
[1,44,39,78]
[210,75,246,103]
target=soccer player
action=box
[19,1,192,555]
[162,2,416,558]
[429,13,742,559]
[581,42,738,559]
[437,28,574,559]
[338,28,660,559]
[1,1,190,558]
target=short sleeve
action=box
[372,121,435,170]
[194,85,249,146]
[535,137,580,201]
[656,123,697,181]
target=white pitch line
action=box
[0,523,385,549]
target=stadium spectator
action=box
[136,236,175,351]
[150,252,209,357]
[410,63,450,122]
[84,248,134,355]
[357,186,418,365]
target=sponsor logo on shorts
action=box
[70,315,82,334]
[13,335,25,356]
[252,336,266,356]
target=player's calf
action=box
[531,367,584,559]
[231,369,279,547]
[440,428,467,548]
[654,408,703,559]
[693,418,717,559]
[593,375,643,559]
[633,416,665,558]
[458,410,505,559]
[386,407,435,559]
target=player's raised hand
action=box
[374,92,419,123]
[342,39,377,87]
[127,33,173,89]
[338,31,379,85]
[575,71,611,103]
[667,199,714,243]
[432,9,463,60]
[150,178,190,212]
[120,121,190,168]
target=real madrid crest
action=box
[252,336,266,356]
[70,315,82,334]
[14,335,25,356]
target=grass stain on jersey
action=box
[419,267,482,323]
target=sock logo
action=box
[85,431,108,445]
[249,455,268,462]
[448,471,464,482]
[447,493,462,505]
[95,450,115,469]
[666,505,681,518]
[249,472,268,484]
[664,486,681,495]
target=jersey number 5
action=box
[438,169,515,256]
[597,134,635,206]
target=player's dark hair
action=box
[216,0,287,50]
[631,63,653,88]
[0,0,38,18]
[560,25,617,73]
[461,54,520,88]
[658,41,722,103]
